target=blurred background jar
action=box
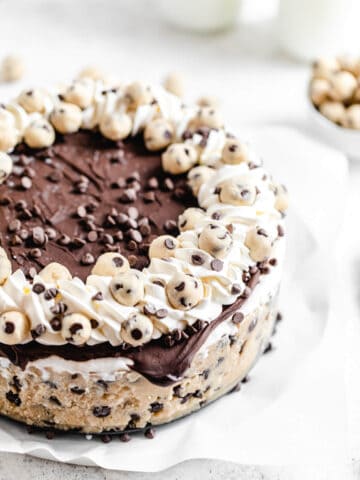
[277,0,360,61]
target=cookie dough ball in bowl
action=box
[24,119,55,149]
[344,105,360,130]
[121,313,153,347]
[166,272,203,310]
[312,57,340,79]
[329,71,357,102]
[187,165,214,195]
[149,235,179,259]
[162,143,198,174]
[99,113,132,141]
[319,101,346,125]
[198,224,232,259]
[92,253,130,277]
[50,103,82,134]
[309,78,331,106]
[61,313,92,345]
[0,311,29,344]
[178,208,206,231]
[218,178,257,206]
[144,118,174,151]
[245,226,274,262]
[110,269,144,306]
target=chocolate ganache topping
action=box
[0,131,196,279]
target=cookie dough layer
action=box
[0,289,278,434]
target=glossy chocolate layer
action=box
[0,131,195,280]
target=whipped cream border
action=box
[0,78,286,347]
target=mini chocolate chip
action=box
[45,228,57,240]
[69,323,82,335]
[57,234,71,246]
[139,223,151,236]
[81,253,95,265]
[127,206,139,219]
[248,318,257,332]
[44,288,58,300]
[101,434,112,444]
[232,312,244,324]
[144,427,156,439]
[77,205,87,218]
[143,191,156,203]
[163,178,174,191]
[29,248,42,259]
[87,230,98,242]
[119,188,137,203]
[90,319,99,329]
[119,433,132,442]
[149,402,163,413]
[32,283,45,294]
[9,234,22,246]
[47,170,63,183]
[164,238,175,250]
[31,324,46,339]
[49,395,62,406]
[231,284,242,295]
[32,226,46,246]
[70,386,85,395]
[144,304,157,315]
[4,322,14,334]
[277,224,285,237]
[51,302,68,315]
[191,254,205,265]
[156,308,168,319]
[164,220,178,235]
[241,287,251,299]
[20,176,32,190]
[131,328,142,340]
[210,259,223,271]
[92,292,103,301]
[0,195,10,206]
[93,406,111,418]
[6,391,21,406]
[175,281,185,292]
[147,177,159,190]
[8,219,21,232]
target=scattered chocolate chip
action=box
[70,386,85,395]
[93,406,111,418]
[90,319,99,329]
[277,225,285,237]
[32,283,45,294]
[6,391,21,406]
[31,324,46,339]
[232,312,244,324]
[81,252,95,265]
[210,259,223,271]
[149,402,163,413]
[20,176,32,190]
[163,178,174,191]
[119,433,132,442]
[4,322,14,334]
[231,284,242,295]
[101,434,112,443]
[144,427,156,439]
[191,253,205,265]
[156,308,168,319]
[44,288,58,300]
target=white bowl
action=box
[308,99,360,160]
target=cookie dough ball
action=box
[63,79,95,109]
[319,101,345,125]
[125,81,152,109]
[0,247,11,285]
[144,118,174,151]
[178,208,206,231]
[149,235,179,259]
[50,103,82,134]
[309,78,330,106]
[99,113,132,141]
[110,269,144,306]
[24,118,55,149]
[166,272,203,310]
[92,253,130,276]
[77,65,106,82]
[329,71,357,101]
[163,71,184,97]
[39,263,72,284]
[121,313,153,347]
[218,178,257,206]
[61,313,92,345]
[312,57,340,79]
[222,138,250,165]
[188,166,215,195]
[245,226,273,262]
[197,95,220,109]
[274,183,289,212]
[0,310,29,344]
[1,55,25,82]
[344,104,360,130]
[338,55,360,76]
[0,152,13,183]
[18,88,49,114]
[162,143,197,174]
[192,107,223,129]
[198,224,232,259]
[0,124,17,152]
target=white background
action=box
[0,0,359,478]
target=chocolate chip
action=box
[119,433,132,442]
[210,259,223,271]
[127,229,142,243]
[92,291,103,301]
[57,234,71,246]
[90,319,99,329]
[143,191,156,203]
[139,223,151,236]
[49,317,61,331]
[175,281,185,292]
[51,302,68,315]
[81,253,95,265]
[164,238,175,249]
[69,323,82,335]
[8,219,21,232]
[31,324,46,339]
[232,312,244,324]
[45,228,57,240]
[277,225,285,237]
[32,226,46,246]
[144,427,156,439]
[47,170,63,183]
[9,234,22,246]
[127,206,139,219]
[156,308,168,319]
[164,220,178,235]
[15,200,27,211]
[93,406,111,418]
[4,322,14,334]
[146,177,158,190]
[248,317,257,332]
[87,230,98,242]
[144,304,157,316]
[20,176,32,190]
[44,288,58,300]
[70,386,85,395]
[32,283,45,294]
[263,342,273,354]
[119,188,137,203]
[149,402,163,413]
[29,248,42,258]
[231,283,242,295]
[191,254,205,265]
[6,391,21,406]
[163,178,174,191]
[101,434,112,444]
[0,195,10,206]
